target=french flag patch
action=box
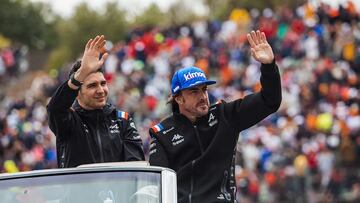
[151,124,164,133]
[117,111,129,120]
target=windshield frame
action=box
[0,165,176,203]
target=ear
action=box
[76,90,81,99]
[174,95,183,105]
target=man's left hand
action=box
[247,30,274,64]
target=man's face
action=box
[177,84,210,118]
[77,72,108,110]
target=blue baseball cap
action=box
[171,66,216,95]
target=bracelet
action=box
[70,72,83,87]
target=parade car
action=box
[0,161,177,203]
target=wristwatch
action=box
[70,72,83,87]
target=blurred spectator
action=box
[1,1,360,202]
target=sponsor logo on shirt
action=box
[109,123,120,134]
[130,121,136,129]
[162,127,175,135]
[149,149,157,155]
[171,134,184,146]
[210,106,217,111]
[217,193,231,201]
[150,142,156,149]
[216,194,225,200]
[132,135,141,140]
[208,113,218,127]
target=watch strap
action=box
[70,73,83,87]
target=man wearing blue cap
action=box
[149,30,282,203]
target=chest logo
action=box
[208,113,218,127]
[171,134,184,146]
[130,121,136,129]
[109,124,120,134]
[162,127,175,134]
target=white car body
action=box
[0,161,177,203]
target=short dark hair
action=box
[68,60,104,78]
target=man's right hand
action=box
[75,35,109,82]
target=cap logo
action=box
[184,71,205,81]
[173,86,180,92]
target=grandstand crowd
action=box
[0,1,359,202]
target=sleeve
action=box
[224,60,282,132]
[122,115,145,161]
[148,130,169,168]
[46,81,79,139]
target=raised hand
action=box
[247,30,274,64]
[77,35,109,80]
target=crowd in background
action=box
[0,1,360,202]
[0,45,28,82]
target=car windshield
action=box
[0,171,161,203]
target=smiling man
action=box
[47,35,144,168]
[149,30,282,203]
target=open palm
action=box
[81,35,108,74]
[247,30,274,64]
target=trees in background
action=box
[0,0,57,49]
[47,2,128,69]
[133,3,167,27]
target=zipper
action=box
[96,111,104,162]
[189,160,195,203]
[60,146,66,168]
[194,125,204,154]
